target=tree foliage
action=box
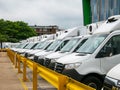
[0,19,37,43]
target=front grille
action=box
[112,86,120,90]
[34,56,39,62]
[103,83,112,90]
[103,79,113,90]
[103,83,120,90]
[54,62,65,73]
[37,58,44,65]
[44,58,51,67]
[29,54,33,57]
[48,62,55,70]
[25,53,28,58]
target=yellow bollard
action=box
[58,75,68,90]
[18,55,22,73]
[10,52,13,63]
[33,63,37,90]
[13,52,15,65]
[15,53,18,68]
[23,58,28,81]
[12,52,15,64]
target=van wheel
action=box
[82,76,102,90]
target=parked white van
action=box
[103,63,120,90]
[32,26,86,64]
[33,37,71,64]
[44,35,90,68]
[26,40,54,59]
[54,15,120,90]
[17,42,38,55]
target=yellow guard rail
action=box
[7,49,95,90]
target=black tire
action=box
[82,76,103,90]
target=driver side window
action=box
[96,35,120,58]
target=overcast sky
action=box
[0,0,83,29]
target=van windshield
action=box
[38,41,50,49]
[16,43,27,48]
[16,44,22,48]
[76,34,108,54]
[24,43,36,49]
[34,42,42,49]
[46,40,61,51]
[60,38,80,52]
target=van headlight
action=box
[51,59,56,63]
[39,55,44,59]
[117,80,120,87]
[65,62,82,69]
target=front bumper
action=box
[103,76,120,90]
[53,62,84,81]
[62,69,84,82]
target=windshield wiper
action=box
[46,49,51,52]
[76,52,92,54]
[60,51,67,53]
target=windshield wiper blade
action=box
[76,52,92,54]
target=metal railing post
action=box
[23,58,28,81]
[13,52,15,65]
[11,52,13,63]
[18,55,22,73]
[15,53,18,68]
[12,52,15,64]
[9,51,12,62]
[58,75,68,90]
[33,62,37,90]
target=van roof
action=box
[56,26,85,39]
[93,15,120,34]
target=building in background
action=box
[83,0,120,25]
[30,25,59,36]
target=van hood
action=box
[35,50,53,56]
[14,48,24,52]
[13,48,21,52]
[12,48,21,52]
[45,52,69,59]
[25,49,33,53]
[34,50,45,56]
[107,64,120,80]
[18,49,28,53]
[10,48,16,51]
[57,52,91,64]
[29,49,42,54]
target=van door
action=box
[96,35,120,74]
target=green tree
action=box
[0,19,37,48]
[0,34,7,48]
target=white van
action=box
[33,37,71,64]
[32,26,88,64]
[24,41,43,57]
[26,40,54,59]
[54,15,120,90]
[17,42,38,55]
[103,63,120,90]
[11,43,28,52]
[43,35,90,68]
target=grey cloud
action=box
[0,0,83,29]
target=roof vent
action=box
[107,17,118,23]
[64,31,68,33]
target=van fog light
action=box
[39,55,44,59]
[51,59,56,63]
[65,62,82,69]
[117,80,120,87]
